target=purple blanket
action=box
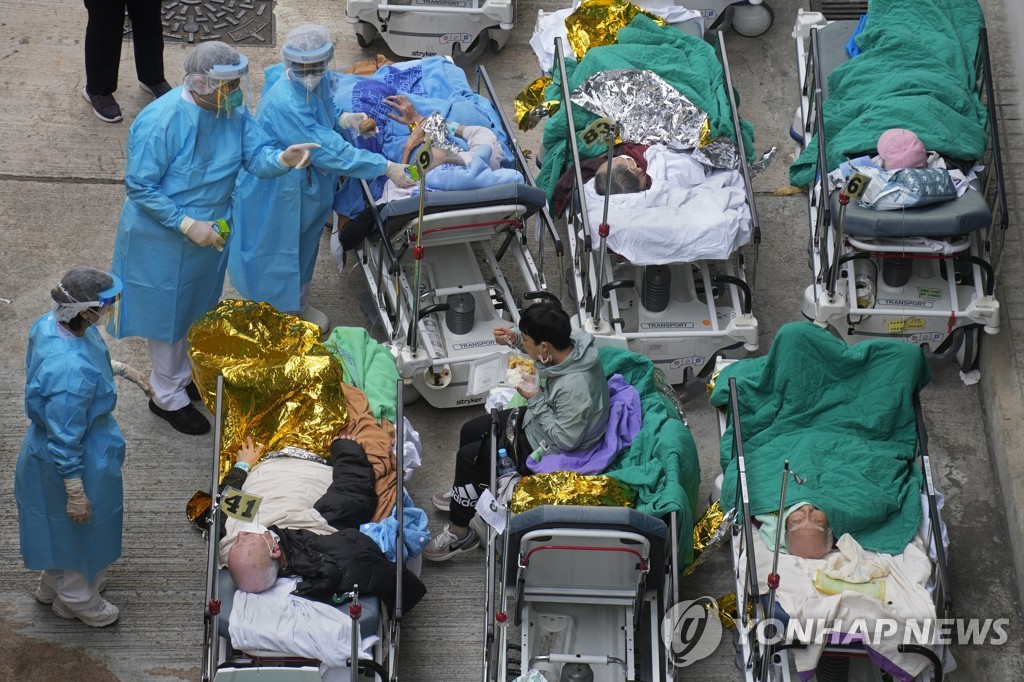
[525,374,642,475]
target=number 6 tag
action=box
[221,486,263,522]
[844,172,870,199]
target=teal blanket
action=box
[709,323,929,554]
[324,326,400,423]
[598,347,701,563]
[537,15,755,206]
[789,0,987,187]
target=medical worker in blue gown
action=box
[110,41,319,436]
[229,24,415,334]
[16,267,153,627]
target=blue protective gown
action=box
[110,87,290,344]
[229,67,388,312]
[16,314,126,582]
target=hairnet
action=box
[282,24,332,57]
[184,41,247,95]
[51,267,114,323]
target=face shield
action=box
[53,272,123,332]
[192,55,253,117]
[282,42,334,95]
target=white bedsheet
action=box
[531,4,704,72]
[581,145,752,265]
[229,577,379,671]
[752,532,937,680]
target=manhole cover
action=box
[124,0,275,46]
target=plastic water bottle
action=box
[496,447,516,478]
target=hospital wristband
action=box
[445,121,461,137]
[234,462,251,473]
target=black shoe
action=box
[185,381,201,402]
[149,400,210,435]
[140,80,172,99]
[82,87,123,123]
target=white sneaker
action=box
[52,596,119,627]
[298,306,330,335]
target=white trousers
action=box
[294,280,312,315]
[40,567,108,610]
[148,337,192,411]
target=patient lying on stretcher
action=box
[220,434,426,611]
[333,95,525,265]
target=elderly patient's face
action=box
[228,529,280,593]
[785,504,832,560]
[597,155,647,186]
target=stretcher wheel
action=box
[956,327,979,372]
[356,31,373,48]
[732,3,774,37]
[489,39,505,54]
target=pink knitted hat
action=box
[877,128,927,170]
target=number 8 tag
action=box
[221,486,263,522]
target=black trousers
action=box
[449,409,532,528]
[84,0,165,95]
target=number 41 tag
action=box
[221,486,263,522]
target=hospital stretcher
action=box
[342,0,773,67]
[554,27,761,389]
[200,378,415,681]
[352,63,564,410]
[713,351,952,682]
[794,10,1007,371]
[479,351,700,682]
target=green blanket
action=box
[537,15,755,206]
[598,347,701,563]
[789,0,987,187]
[324,326,400,423]
[709,323,929,555]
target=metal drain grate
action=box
[124,0,275,46]
[809,1,868,20]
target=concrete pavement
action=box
[0,0,1022,680]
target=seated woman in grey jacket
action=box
[422,303,610,562]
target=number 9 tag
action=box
[416,146,432,173]
[221,486,263,522]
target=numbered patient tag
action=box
[221,487,262,522]
[844,172,871,199]
[580,117,615,149]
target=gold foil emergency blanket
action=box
[187,299,350,482]
[569,69,739,169]
[514,76,560,131]
[510,471,635,514]
[716,592,754,630]
[684,500,736,576]
[565,0,666,61]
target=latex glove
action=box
[385,161,417,189]
[179,216,225,252]
[278,142,321,170]
[111,360,154,398]
[339,112,377,139]
[64,478,92,524]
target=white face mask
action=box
[296,72,324,91]
[238,520,268,535]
